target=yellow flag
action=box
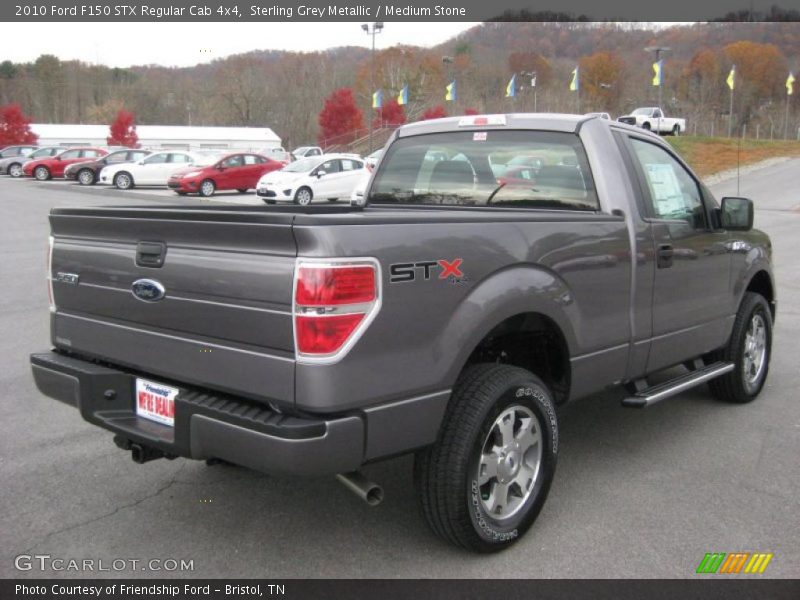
[726,66,736,91]
[787,72,796,96]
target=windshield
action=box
[632,108,654,116]
[368,130,599,211]
[282,157,319,173]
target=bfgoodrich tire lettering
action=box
[414,363,558,552]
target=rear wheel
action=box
[672,124,681,136]
[641,122,651,131]
[294,187,313,206]
[414,364,558,553]
[113,172,134,190]
[34,166,50,181]
[199,179,216,197]
[77,169,95,185]
[8,163,23,178]
[708,292,772,403]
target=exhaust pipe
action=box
[336,471,383,506]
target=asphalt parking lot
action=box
[1,168,799,579]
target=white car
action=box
[256,154,366,205]
[98,150,219,190]
[291,146,323,160]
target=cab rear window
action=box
[368,130,599,211]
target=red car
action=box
[24,147,108,180]
[167,152,286,197]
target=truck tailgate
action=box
[49,206,297,406]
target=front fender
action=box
[437,264,578,387]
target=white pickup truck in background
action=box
[617,107,686,135]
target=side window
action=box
[629,138,706,229]
[144,154,168,165]
[107,152,127,163]
[309,148,321,156]
[243,155,261,165]
[60,150,81,159]
[169,153,191,164]
[341,159,358,171]
[130,151,148,161]
[81,150,100,158]
[318,160,340,174]
[222,155,243,168]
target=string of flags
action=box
[369,64,797,109]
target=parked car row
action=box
[0,142,374,202]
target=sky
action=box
[2,22,480,68]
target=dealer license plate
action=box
[135,378,178,427]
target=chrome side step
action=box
[622,362,734,408]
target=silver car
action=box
[0,146,62,177]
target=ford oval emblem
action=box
[131,279,166,302]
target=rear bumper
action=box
[30,351,365,477]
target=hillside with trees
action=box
[0,22,798,147]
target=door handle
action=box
[657,244,674,269]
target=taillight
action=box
[293,260,381,360]
[47,235,55,312]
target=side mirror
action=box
[137,160,145,165]
[720,197,754,231]
[316,170,326,178]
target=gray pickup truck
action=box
[31,114,775,553]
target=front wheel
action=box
[114,172,134,190]
[294,187,313,206]
[236,188,248,193]
[8,163,23,178]
[199,179,216,197]
[34,166,50,181]
[708,292,772,403]
[414,364,558,553]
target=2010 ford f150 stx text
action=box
[31,114,775,552]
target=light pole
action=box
[362,22,383,153]
[645,46,670,133]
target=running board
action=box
[622,362,734,408]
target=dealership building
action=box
[29,124,282,152]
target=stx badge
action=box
[390,259,465,283]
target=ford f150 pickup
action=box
[617,107,686,135]
[31,114,774,553]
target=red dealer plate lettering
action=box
[135,378,178,427]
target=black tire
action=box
[327,198,338,202]
[114,172,134,190]
[707,292,772,403]
[414,363,558,553]
[77,168,96,185]
[34,166,50,181]
[263,199,277,205]
[641,122,651,131]
[175,191,187,196]
[199,179,216,197]
[8,162,23,178]
[293,187,313,206]
[237,188,248,193]
[672,124,680,136]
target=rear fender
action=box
[438,265,577,387]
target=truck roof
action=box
[397,113,592,137]
[396,111,660,141]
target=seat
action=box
[428,160,475,193]
[535,165,585,191]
